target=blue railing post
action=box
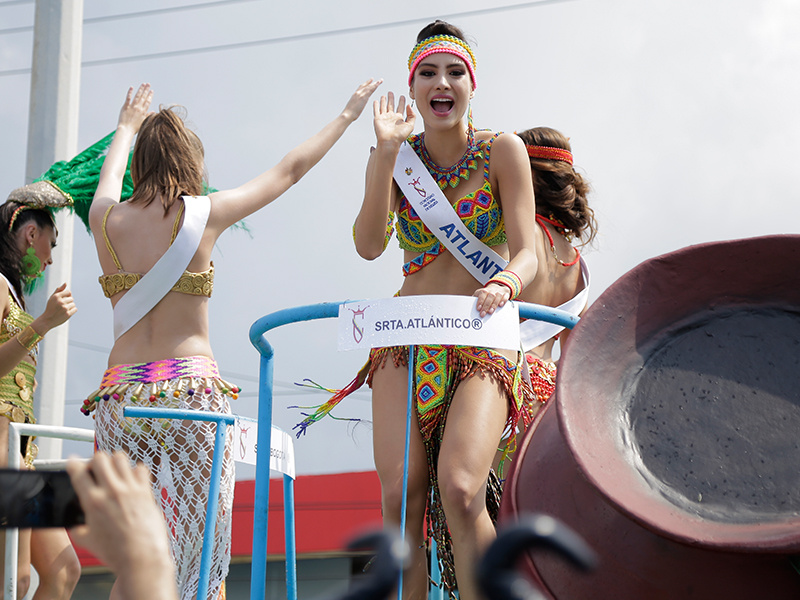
[283,475,297,599]
[249,303,340,600]
[251,352,274,600]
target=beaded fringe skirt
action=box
[87,356,238,600]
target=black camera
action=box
[0,469,85,528]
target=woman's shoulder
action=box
[474,130,524,158]
[487,130,525,152]
[88,198,117,234]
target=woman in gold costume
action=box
[0,194,78,599]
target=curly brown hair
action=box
[517,127,596,244]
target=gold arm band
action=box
[15,326,43,351]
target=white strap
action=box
[113,196,211,340]
[519,256,591,351]
[0,273,23,308]
[393,141,508,285]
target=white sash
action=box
[519,256,591,351]
[113,196,211,340]
[0,273,23,308]
[393,142,507,285]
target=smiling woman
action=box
[295,20,540,600]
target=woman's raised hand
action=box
[342,78,383,123]
[373,92,416,147]
[36,283,77,334]
[117,83,154,133]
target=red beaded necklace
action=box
[536,214,580,267]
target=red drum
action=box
[501,235,800,599]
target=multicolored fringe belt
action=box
[84,355,239,600]
[81,355,240,416]
[295,344,535,595]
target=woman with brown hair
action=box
[298,20,539,599]
[363,22,540,598]
[515,126,595,413]
[84,79,379,599]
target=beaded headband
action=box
[526,144,573,165]
[408,34,477,90]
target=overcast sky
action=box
[2,0,799,478]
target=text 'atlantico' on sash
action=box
[438,222,503,277]
[375,316,483,331]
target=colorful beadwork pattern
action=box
[408,34,478,88]
[408,133,482,190]
[527,355,557,404]
[486,270,523,299]
[92,359,235,599]
[525,144,573,164]
[292,343,534,597]
[82,355,240,416]
[397,134,506,276]
[402,242,444,277]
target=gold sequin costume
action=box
[0,291,39,467]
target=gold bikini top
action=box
[98,203,214,299]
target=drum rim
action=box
[558,234,800,551]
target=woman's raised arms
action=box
[354,92,415,260]
[88,84,154,233]
[207,78,382,233]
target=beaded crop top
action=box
[389,133,505,276]
[98,203,214,299]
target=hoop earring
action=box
[20,246,41,278]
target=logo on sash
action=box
[408,177,426,197]
[348,304,369,343]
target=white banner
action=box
[337,295,520,351]
[234,417,295,479]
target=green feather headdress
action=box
[6,132,248,234]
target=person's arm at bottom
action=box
[67,452,177,600]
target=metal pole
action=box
[25,0,84,461]
[398,345,415,599]
[248,302,339,600]
[251,353,273,600]
[283,475,297,600]
[246,301,578,599]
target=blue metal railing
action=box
[247,300,578,600]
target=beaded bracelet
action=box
[352,212,395,251]
[15,326,43,351]
[485,270,523,300]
